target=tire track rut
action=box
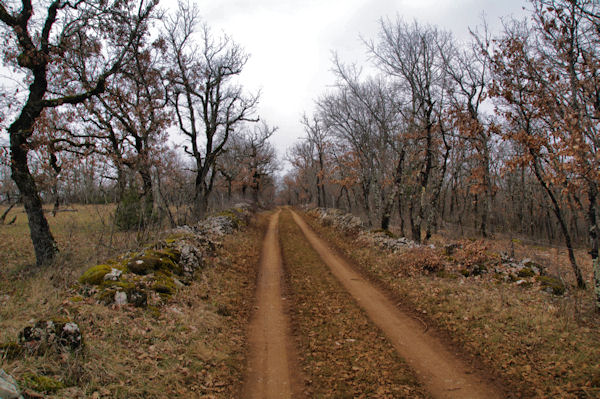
[242,211,301,399]
[290,209,504,399]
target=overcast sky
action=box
[173,0,529,166]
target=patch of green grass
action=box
[23,373,65,393]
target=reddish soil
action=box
[242,211,302,399]
[290,210,504,399]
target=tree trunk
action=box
[193,180,210,219]
[594,257,600,312]
[586,184,599,311]
[7,58,60,266]
[361,180,372,227]
[344,186,352,213]
[530,155,585,288]
[316,172,323,207]
[409,198,419,242]
[480,146,492,237]
[11,141,57,265]
[139,166,154,223]
[116,165,127,203]
[381,150,405,231]
[414,126,434,244]
[317,153,327,208]
[398,194,406,237]
[252,171,260,206]
[426,143,450,241]
[52,196,60,217]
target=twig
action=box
[0,202,16,224]
[413,315,429,333]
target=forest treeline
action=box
[0,0,279,266]
[0,0,598,307]
[281,0,599,301]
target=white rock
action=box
[103,268,122,281]
[0,369,23,399]
[168,306,183,315]
[63,322,79,334]
[114,291,128,305]
[173,278,185,287]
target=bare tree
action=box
[0,0,156,265]
[332,58,408,230]
[317,85,382,226]
[301,114,330,208]
[82,31,171,227]
[443,23,495,237]
[165,2,258,218]
[488,16,587,288]
[366,18,452,242]
[240,122,279,207]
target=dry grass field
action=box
[0,204,262,398]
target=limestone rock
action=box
[18,320,82,353]
[80,206,248,309]
[103,268,122,281]
[357,231,418,252]
[114,291,128,305]
[0,369,22,399]
[312,208,363,233]
[175,242,204,282]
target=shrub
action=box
[397,247,446,274]
[114,189,154,231]
[452,239,496,272]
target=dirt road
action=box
[242,211,300,399]
[243,209,504,398]
[290,210,503,399]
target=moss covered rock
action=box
[97,288,118,305]
[536,275,566,295]
[79,264,113,285]
[215,210,243,227]
[80,206,246,309]
[18,320,82,353]
[517,267,535,278]
[151,273,176,296]
[148,248,181,263]
[101,280,136,292]
[127,253,179,276]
